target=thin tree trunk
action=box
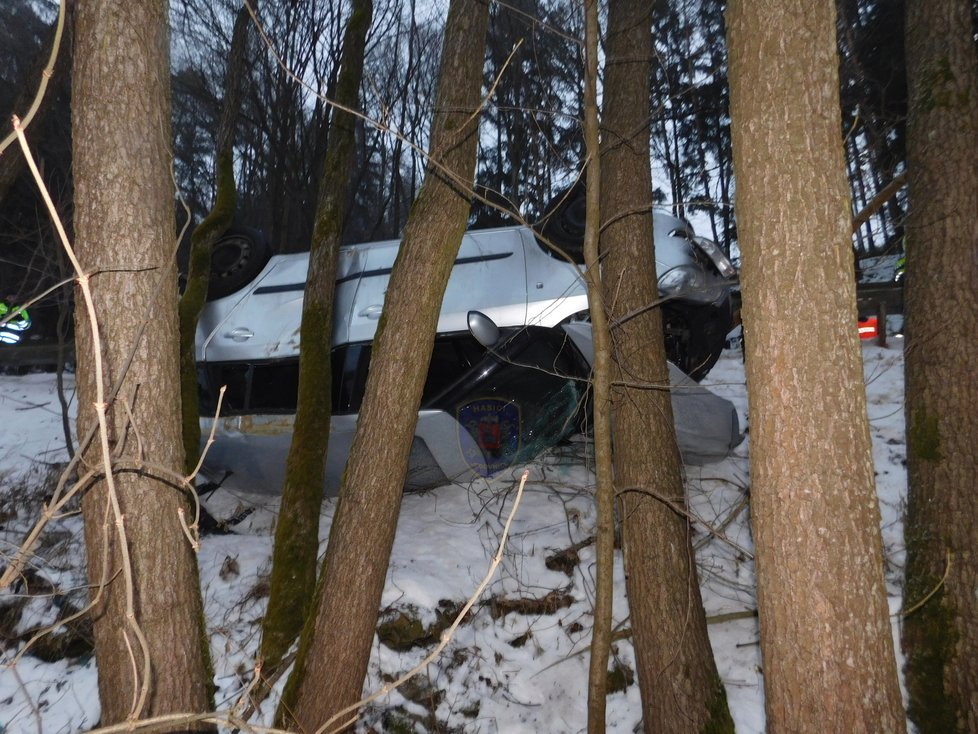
[902,0,978,731]
[72,0,214,727]
[869,165,891,253]
[259,0,373,677]
[726,1,906,731]
[601,1,733,731]
[178,2,252,473]
[581,0,614,730]
[276,1,490,729]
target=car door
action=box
[439,228,527,331]
[346,228,529,343]
[196,254,307,364]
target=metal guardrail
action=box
[856,282,904,315]
[0,341,75,370]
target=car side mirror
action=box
[467,310,500,348]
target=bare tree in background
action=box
[72,0,214,727]
[601,0,732,730]
[902,0,978,730]
[726,0,905,730]
[0,1,71,207]
[275,0,490,728]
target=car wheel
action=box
[537,181,587,262]
[663,303,726,382]
[207,227,272,300]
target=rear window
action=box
[198,361,300,414]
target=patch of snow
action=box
[0,342,908,733]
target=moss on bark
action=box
[178,3,251,475]
[178,149,236,474]
[909,409,943,462]
[700,674,736,734]
[903,522,961,733]
[259,0,374,683]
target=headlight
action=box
[659,265,704,295]
[692,236,737,279]
[658,265,724,303]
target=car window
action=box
[423,326,590,463]
[422,335,486,403]
[199,363,250,414]
[249,362,300,411]
[198,328,587,419]
[332,344,371,415]
[421,326,590,413]
[332,334,490,415]
[199,361,300,415]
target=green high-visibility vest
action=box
[0,301,31,330]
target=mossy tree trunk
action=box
[178,3,251,473]
[258,0,373,677]
[72,0,214,727]
[726,1,906,731]
[275,0,489,729]
[601,1,733,731]
[902,0,978,731]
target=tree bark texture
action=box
[277,0,489,730]
[601,2,733,731]
[581,0,614,730]
[72,0,214,728]
[902,0,978,731]
[260,0,373,675]
[726,2,906,732]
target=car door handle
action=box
[359,304,384,320]
[225,327,254,342]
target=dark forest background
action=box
[2,0,975,339]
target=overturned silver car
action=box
[195,211,739,493]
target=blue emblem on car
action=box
[457,398,521,476]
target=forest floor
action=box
[0,340,909,733]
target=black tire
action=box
[207,227,272,301]
[537,180,587,262]
[663,301,730,381]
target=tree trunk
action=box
[276,0,489,730]
[902,0,978,731]
[179,2,252,473]
[72,0,214,727]
[601,2,733,731]
[581,0,614,730]
[259,0,373,676]
[725,2,906,732]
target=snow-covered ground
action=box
[0,340,907,733]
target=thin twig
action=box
[616,486,754,559]
[901,549,952,617]
[187,386,228,483]
[0,0,67,157]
